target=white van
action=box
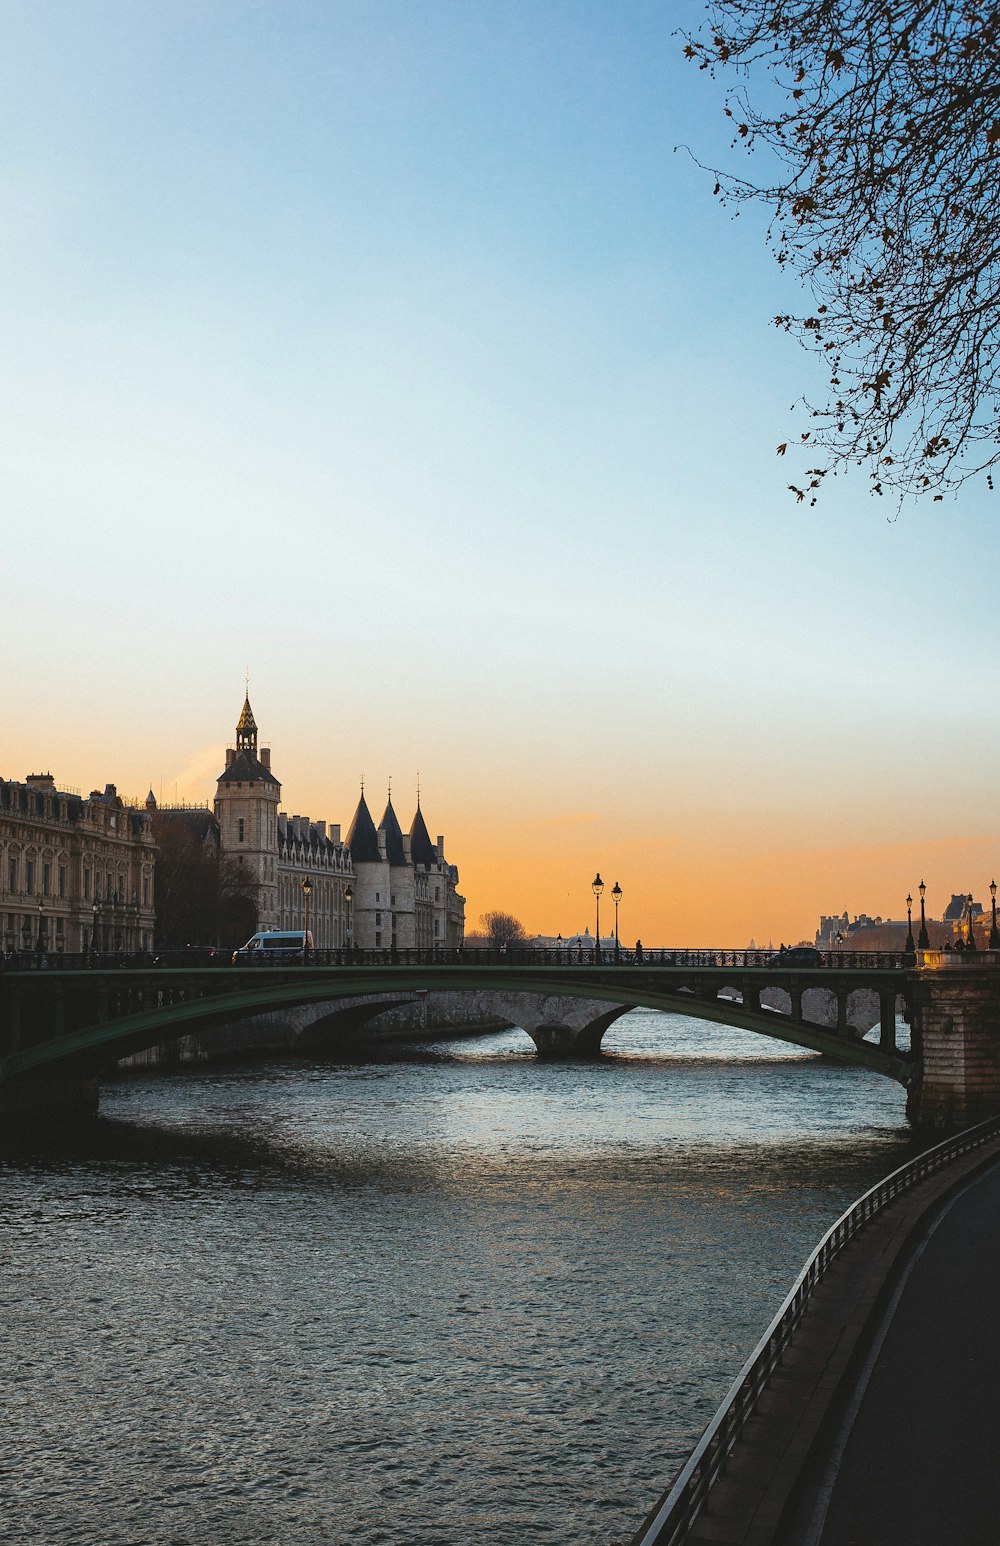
[231,930,314,964]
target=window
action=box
[25,861,34,895]
[375,932,382,947]
[8,858,17,893]
[42,863,51,896]
[238,818,245,842]
[375,912,382,927]
[84,870,91,900]
[58,866,66,899]
[142,876,149,906]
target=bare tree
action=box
[479,910,528,948]
[685,2,1000,503]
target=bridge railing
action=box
[0,946,912,972]
[630,1111,1000,1546]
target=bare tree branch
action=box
[685,2,1000,502]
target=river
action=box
[1,1009,917,1545]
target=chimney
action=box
[260,746,271,769]
[377,828,387,859]
[226,747,235,767]
[315,820,326,840]
[402,833,411,863]
[330,823,341,844]
[436,835,445,859]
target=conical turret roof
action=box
[379,796,406,866]
[408,802,436,867]
[346,791,381,863]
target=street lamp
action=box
[36,899,45,953]
[344,884,353,950]
[991,880,1000,951]
[611,881,623,962]
[917,879,930,950]
[592,872,604,962]
[300,876,312,960]
[967,892,977,951]
[904,893,914,958]
[92,902,100,955]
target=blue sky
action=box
[3,1,995,940]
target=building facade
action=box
[213,696,465,949]
[0,773,156,954]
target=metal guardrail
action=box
[0,946,913,972]
[630,1111,1000,1546]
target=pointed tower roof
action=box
[236,694,258,752]
[379,795,407,866]
[346,790,381,863]
[217,693,279,786]
[145,788,157,810]
[408,801,436,867]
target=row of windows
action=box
[6,858,67,898]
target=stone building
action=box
[0,773,156,954]
[213,695,464,949]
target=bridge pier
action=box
[909,960,1000,1130]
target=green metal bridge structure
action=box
[1,945,929,1124]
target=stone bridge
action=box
[1,946,998,1131]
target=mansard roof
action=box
[216,748,279,786]
[379,797,407,866]
[346,791,381,863]
[408,803,436,867]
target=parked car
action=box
[767,945,823,966]
[231,930,314,964]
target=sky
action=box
[2,0,997,946]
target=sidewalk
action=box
[791,1157,1000,1546]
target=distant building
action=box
[816,894,985,952]
[0,773,156,953]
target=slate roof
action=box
[408,804,436,867]
[216,748,279,787]
[379,797,407,866]
[346,792,381,863]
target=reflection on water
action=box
[1,1010,917,1545]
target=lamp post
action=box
[300,876,312,961]
[917,879,930,950]
[991,880,1000,951]
[344,884,353,951]
[967,892,977,951]
[36,899,45,954]
[611,881,622,962]
[904,893,914,959]
[592,872,604,962]
[92,902,100,956]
